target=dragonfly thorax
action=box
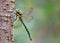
[16,9,22,18]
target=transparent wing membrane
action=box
[23,8,33,15]
[22,8,33,22]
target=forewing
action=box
[22,8,34,22]
[23,8,33,15]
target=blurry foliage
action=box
[14,0,60,43]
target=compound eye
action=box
[16,9,19,11]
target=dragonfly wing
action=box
[14,11,17,21]
[23,7,33,15]
[22,8,34,22]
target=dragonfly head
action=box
[15,9,19,13]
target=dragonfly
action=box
[14,8,33,41]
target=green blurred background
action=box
[14,0,60,43]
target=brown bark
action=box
[0,0,15,43]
